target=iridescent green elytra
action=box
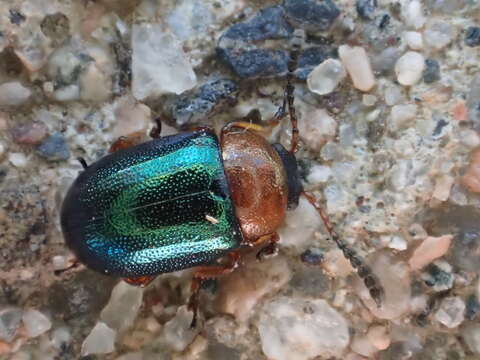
[61,130,243,277]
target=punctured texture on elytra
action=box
[61,130,242,277]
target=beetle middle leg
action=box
[302,192,385,307]
[188,251,241,328]
[248,232,280,260]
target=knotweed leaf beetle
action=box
[60,29,383,327]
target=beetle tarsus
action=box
[302,191,384,307]
[77,157,88,170]
[149,117,162,139]
[54,259,80,276]
[255,232,280,261]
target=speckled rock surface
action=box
[1,0,480,359]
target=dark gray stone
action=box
[283,0,340,32]
[465,294,480,320]
[217,48,289,79]
[300,248,324,265]
[36,133,70,161]
[356,0,377,20]
[421,263,454,291]
[423,58,441,83]
[0,308,22,342]
[221,5,293,42]
[171,79,238,127]
[465,26,480,47]
[294,45,336,79]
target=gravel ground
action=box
[1,0,480,359]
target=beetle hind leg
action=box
[302,191,385,307]
[123,275,157,287]
[188,251,241,328]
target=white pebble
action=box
[435,296,465,328]
[367,325,390,350]
[132,24,197,100]
[0,82,31,106]
[395,52,425,86]
[402,0,426,29]
[409,235,453,270]
[100,281,144,333]
[22,309,52,338]
[51,327,71,349]
[389,236,407,251]
[8,153,28,168]
[338,45,376,92]
[362,94,377,106]
[81,322,116,356]
[307,59,346,95]
[307,164,332,184]
[384,85,405,106]
[279,196,321,251]
[463,324,480,354]
[432,175,454,201]
[258,297,350,360]
[390,104,417,131]
[160,306,199,352]
[424,21,456,50]
[404,31,423,50]
[298,108,337,152]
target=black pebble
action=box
[465,26,480,47]
[356,0,377,20]
[423,58,441,84]
[283,0,341,32]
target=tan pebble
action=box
[452,100,468,121]
[409,235,453,270]
[81,3,107,37]
[423,85,453,105]
[323,249,354,277]
[461,148,480,193]
[215,254,291,322]
[338,45,376,92]
[367,325,390,350]
[432,175,454,202]
[11,122,48,145]
[0,340,11,355]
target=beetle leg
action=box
[149,117,162,139]
[302,191,385,307]
[254,232,280,260]
[77,157,88,170]
[123,275,157,287]
[53,259,81,276]
[188,251,241,328]
[109,131,145,153]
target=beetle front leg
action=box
[123,275,157,287]
[188,251,241,328]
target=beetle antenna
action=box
[77,157,88,170]
[302,192,384,307]
[286,29,303,154]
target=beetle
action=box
[60,30,383,326]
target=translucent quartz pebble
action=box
[395,51,425,86]
[307,59,346,95]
